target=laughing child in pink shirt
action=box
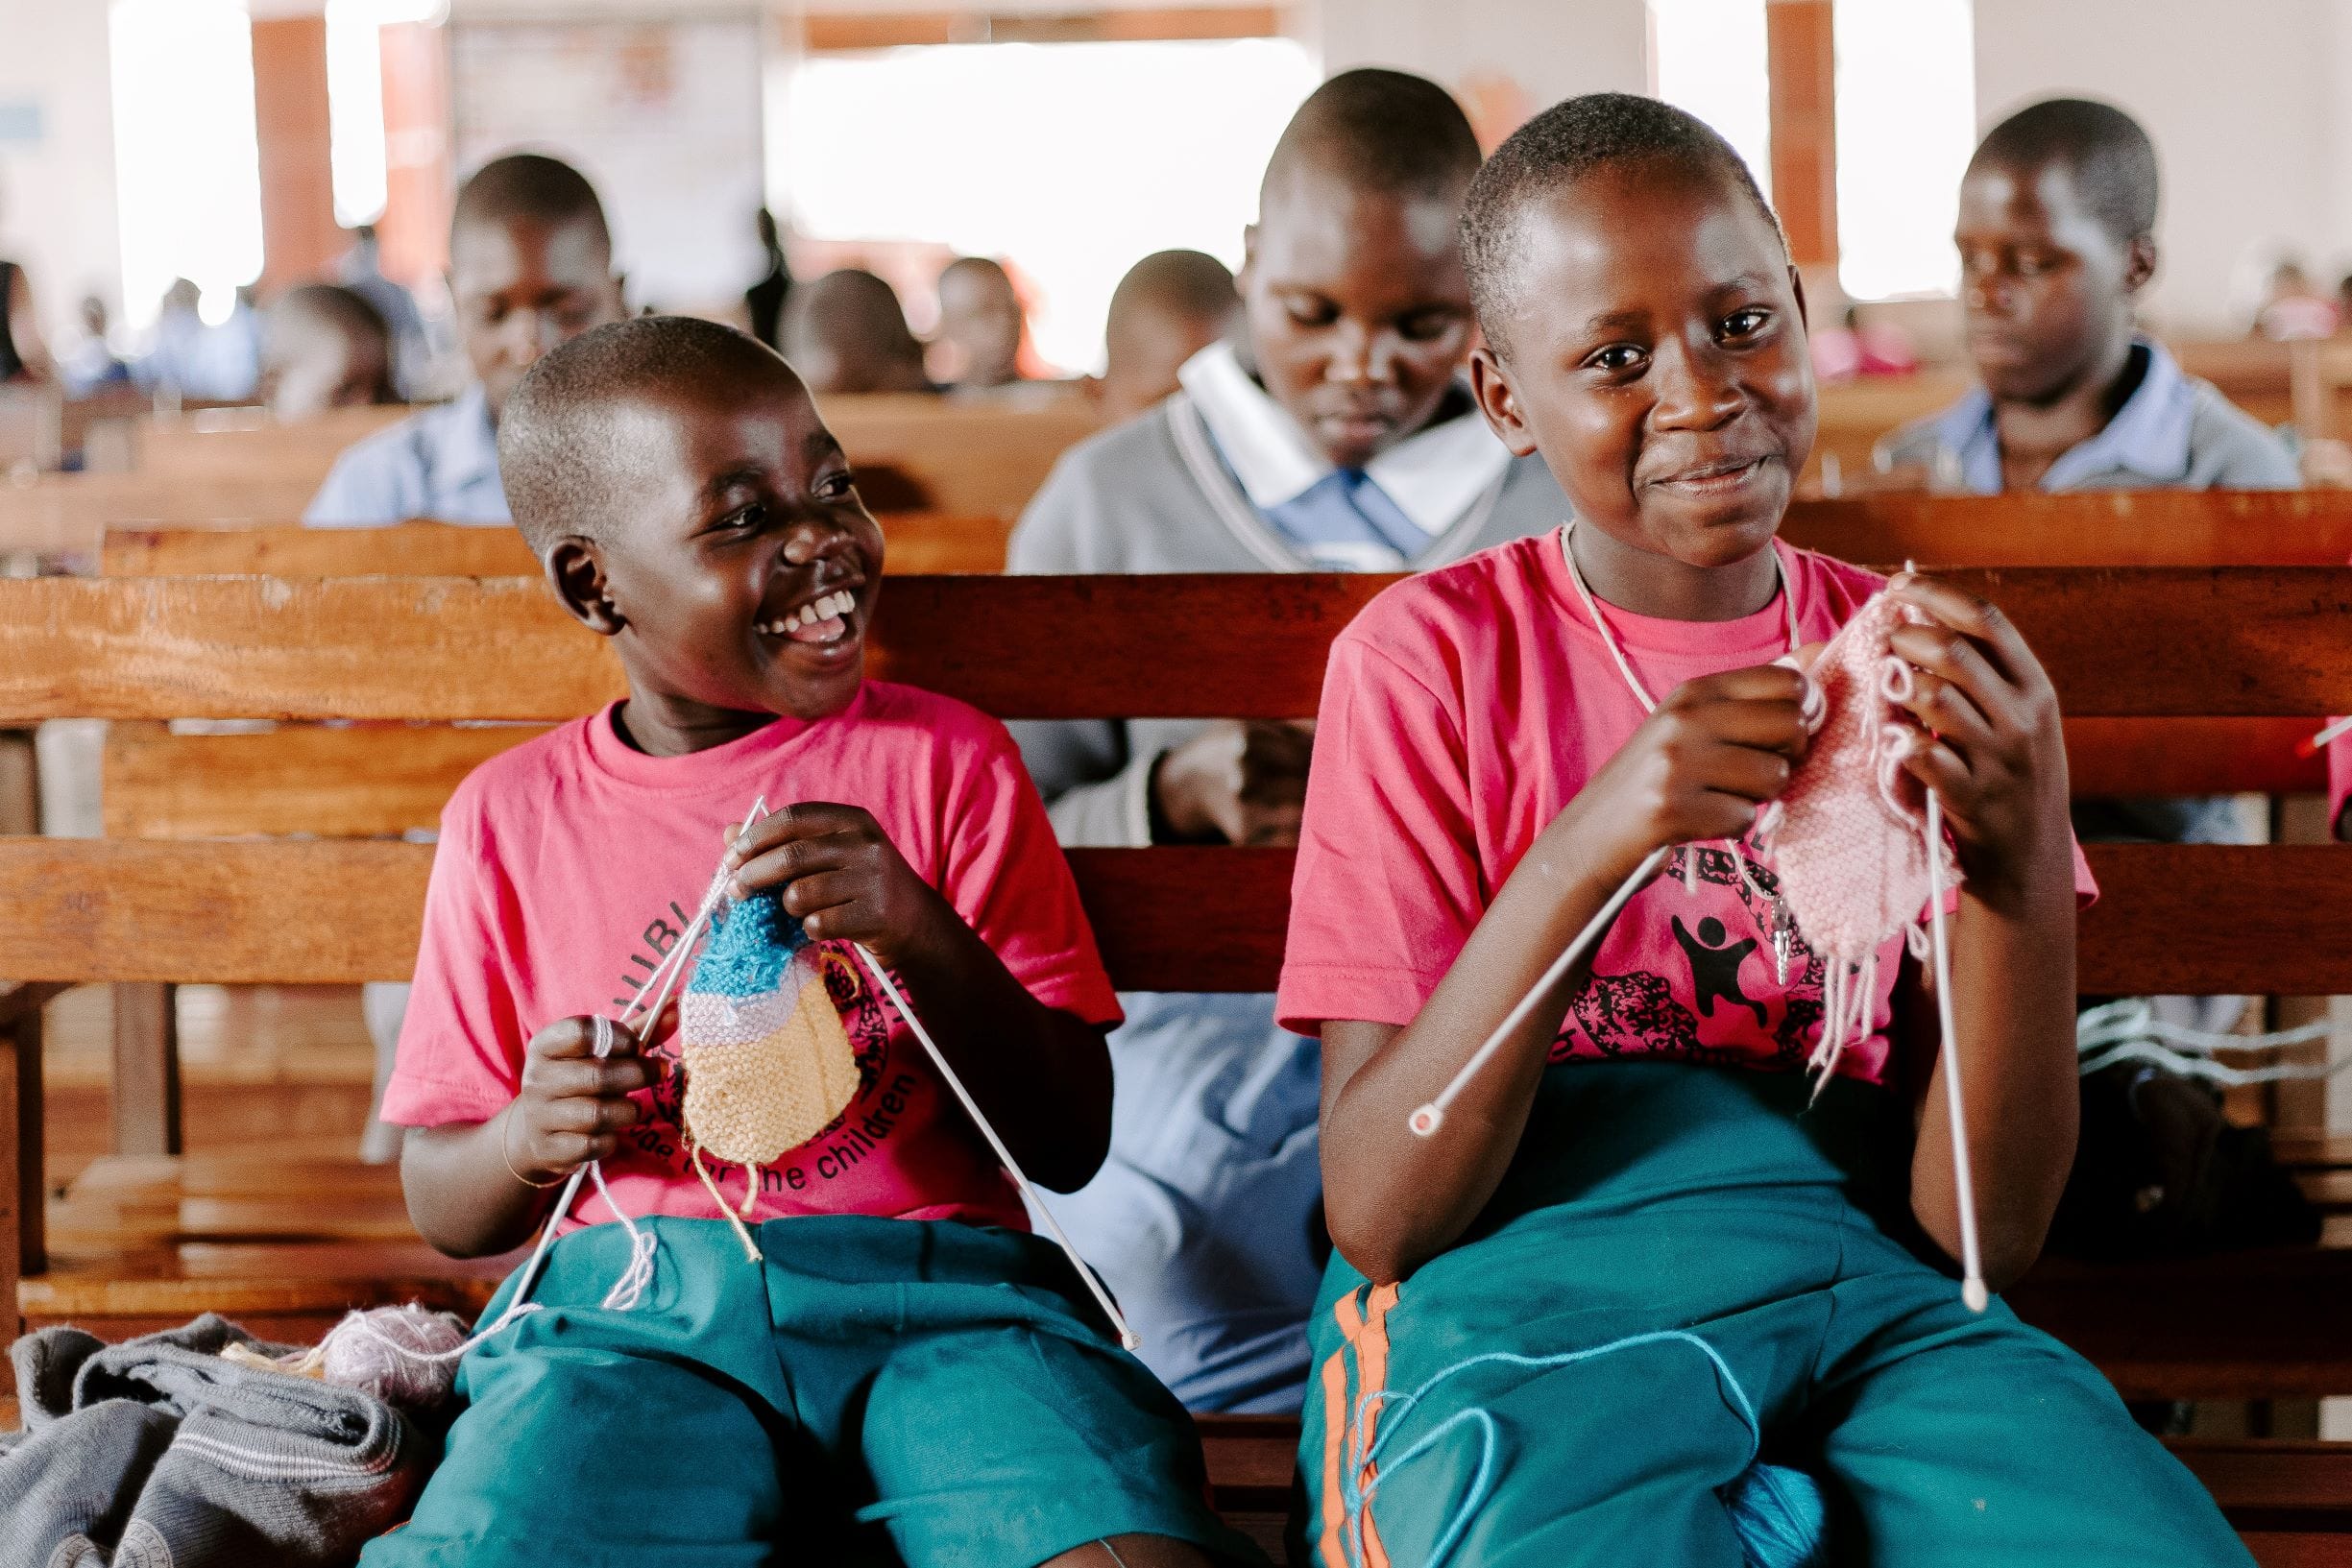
[365,316,1253,1568]
[1279,95,2249,1568]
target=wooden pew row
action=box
[89,715,2332,842]
[98,515,1016,579]
[97,391,1099,522]
[12,568,2352,723]
[86,489,2352,596]
[3,569,2352,1392]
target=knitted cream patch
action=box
[677,891,858,1167]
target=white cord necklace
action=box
[1559,523,1804,978]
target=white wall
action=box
[1310,0,1650,120]
[1973,0,2345,334]
[0,0,120,346]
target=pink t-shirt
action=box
[1277,529,2097,1087]
[384,682,1122,1232]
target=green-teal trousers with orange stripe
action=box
[362,1214,1261,1568]
[1297,1062,2251,1568]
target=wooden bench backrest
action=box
[96,393,1099,524]
[7,568,2352,998]
[99,514,1015,579]
[91,490,2352,579]
[85,494,2352,832]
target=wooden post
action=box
[251,15,341,293]
[110,982,182,1158]
[0,986,49,1340]
[1766,0,1840,269]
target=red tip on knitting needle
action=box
[2298,715,2352,758]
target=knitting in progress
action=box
[1411,576,1988,1312]
[677,886,861,1245]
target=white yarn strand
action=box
[850,942,1143,1351]
[1924,790,1988,1314]
[1409,847,1671,1139]
[496,796,770,1324]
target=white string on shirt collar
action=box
[1557,521,1801,712]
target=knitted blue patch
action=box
[686,891,812,1000]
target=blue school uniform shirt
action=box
[1875,337,2301,495]
[303,383,510,527]
[1176,339,1512,571]
[1017,344,1534,1414]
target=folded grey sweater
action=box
[0,1314,431,1567]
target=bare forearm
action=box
[1909,865,2078,1288]
[891,898,1112,1192]
[1321,818,1635,1283]
[401,1113,554,1258]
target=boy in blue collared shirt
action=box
[305,153,626,527]
[1881,99,2293,1291]
[1877,97,2295,494]
[316,153,628,1164]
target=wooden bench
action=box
[0,567,2346,1374]
[98,512,1014,580]
[8,567,2352,1553]
[73,392,1097,524]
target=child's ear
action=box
[2122,234,2158,296]
[1787,265,1811,331]
[547,537,625,637]
[1238,224,1259,288]
[1468,346,1539,458]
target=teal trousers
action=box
[1298,1063,2252,1568]
[363,1214,1258,1568]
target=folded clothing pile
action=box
[0,1313,433,1567]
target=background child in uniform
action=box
[366,315,1251,1568]
[1279,94,2249,1567]
[1096,249,1240,424]
[782,266,934,396]
[258,283,398,422]
[1877,98,2296,496]
[305,152,628,528]
[1009,68,1567,1416]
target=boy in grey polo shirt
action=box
[1010,71,1567,1414]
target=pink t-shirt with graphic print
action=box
[383,683,1122,1232]
[1276,529,2097,1087]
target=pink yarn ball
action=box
[318,1305,472,1408]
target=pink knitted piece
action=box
[1768,591,1960,1075]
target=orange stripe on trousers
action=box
[1315,1284,1401,1568]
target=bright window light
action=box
[109,0,265,330]
[1835,0,1975,300]
[326,0,447,229]
[109,0,263,331]
[1647,0,1774,203]
[782,37,1318,374]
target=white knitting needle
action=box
[713,801,1142,1348]
[1410,846,1670,1139]
[1924,789,1988,1313]
[850,944,1143,1351]
[500,797,768,1314]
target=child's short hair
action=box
[1262,67,1481,206]
[498,314,778,555]
[454,152,612,253]
[1969,98,2159,245]
[1460,92,1779,357]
